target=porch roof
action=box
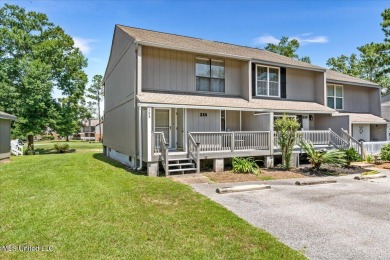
[137,91,335,114]
[0,111,16,121]
[334,112,388,124]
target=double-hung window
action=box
[256,65,280,97]
[196,58,225,92]
[327,84,343,110]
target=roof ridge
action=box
[117,24,266,52]
[117,24,323,70]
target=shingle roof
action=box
[137,91,335,113]
[118,25,324,71]
[326,69,379,87]
[334,113,388,124]
[0,111,16,120]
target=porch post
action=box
[147,107,152,161]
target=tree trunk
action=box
[66,135,69,142]
[27,135,34,151]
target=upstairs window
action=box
[196,58,225,92]
[327,84,343,110]
[256,65,280,97]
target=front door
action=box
[155,109,171,147]
[176,108,184,150]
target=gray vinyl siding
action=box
[241,61,251,101]
[142,46,245,96]
[314,73,326,105]
[187,109,220,132]
[370,124,386,141]
[0,119,11,160]
[226,110,240,131]
[369,88,381,116]
[103,31,136,157]
[286,68,315,101]
[342,84,370,113]
[381,105,390,121]
[241,112,271,131]
[315,114,350,136]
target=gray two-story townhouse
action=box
[103,25,386,176]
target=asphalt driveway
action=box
[192,170,390,260]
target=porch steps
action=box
[166,158,196,175]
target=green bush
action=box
[340,148,362,165]
[232,157,260,174]
[380,143,390,161]
[54,143,70,153]
[299,140,346,170]
[42,135,55,141]
[365,154,374,163]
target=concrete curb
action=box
[295,179,337,186]
[216,184,271,194]
[354,174,387,180]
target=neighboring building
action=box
[74,119,100,141]
[95,121,103,141]
[380,94,390,140]
[103,25,386,176]
[0,111,16,161]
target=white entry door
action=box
[155,109,171,147]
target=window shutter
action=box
[281,67,287,98]
[252,63,256,96]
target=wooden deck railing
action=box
[341,128,364,157]
[189,131,271,153]
[274,130,333,147]
[187,134,200,173]
[153,132,164,154]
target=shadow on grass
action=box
[29,148,77,155]
[92,153,146,176]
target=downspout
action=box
[136,43,143,171]
[137,104,142,170]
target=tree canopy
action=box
[0,4,88,148]
[264,36,311,63]
[327,8,390,93]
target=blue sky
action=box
[3,0,389,97]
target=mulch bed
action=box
[372,162,390,170]
[203,164,369,183]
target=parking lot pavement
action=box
[192,170,390,260]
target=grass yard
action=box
[0,142,305,259]
[27,140,102,154]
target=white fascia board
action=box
[138,102,334,114]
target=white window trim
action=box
[327,84,344,110]
[255,65,281,98]
[195,57,225,93]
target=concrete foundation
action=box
[147,162,159,177]
[265,156,274,168]
[213,158,224,172]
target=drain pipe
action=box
[137,105,143,171]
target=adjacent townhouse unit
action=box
[74,119,103,141]
[0,111,17,161]
[380,94,390,140]
[103,25,386,176]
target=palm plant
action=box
[299,140,346,170]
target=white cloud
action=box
[253,33,328,46]
[253,35,280,45]
[72,36,96,54]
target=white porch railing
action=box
[341,128,364,157]
[189,131,270,153]
[11,140,23,156]
[363,141,390,156]
[188,134,200,173]
[153,132,165,153]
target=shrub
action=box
[365,154,374,163]
[299,140,346,170]
[42,135,55,141]
[232,157,260,174]
[379,143,390,161]
[340,148,362,165]
[54,143,69,153]
[274,114,301,170]
[362,170,379,176]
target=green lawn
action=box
[27,140,102,154]
[0,142,305,259]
